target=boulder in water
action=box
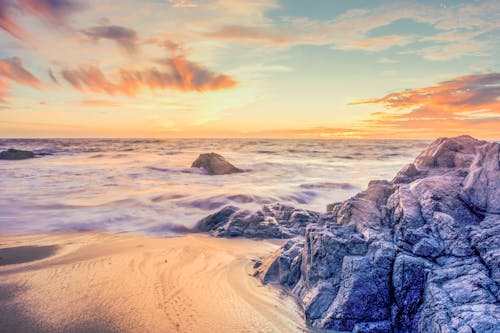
[0,149,35,160]
[191,153,242,175]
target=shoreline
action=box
[0,232,309,333]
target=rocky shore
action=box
[199,136,499,333]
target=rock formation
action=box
[201,135,499,332]
[0,148,36,160]
[196,203,319,238]
[191,152,243,175]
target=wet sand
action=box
[0,232,308,332]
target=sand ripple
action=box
[0,233,308,332]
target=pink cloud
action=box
[0,56,41,101]
[0,0,81,40]
[18,0,81,26]
[0,0,28,39]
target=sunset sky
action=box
[0,0,498,138]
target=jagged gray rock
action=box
[191,152,243,175]
[255,238,304,287]
[461,142,500,214]
[195,203,319,238]
[252,135,500,333]
[0,148,35,160]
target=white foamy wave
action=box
[0,138,428,235]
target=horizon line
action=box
[1,136,498,141]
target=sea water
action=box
[0,139,429,235]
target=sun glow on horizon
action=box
[0,0,498,139]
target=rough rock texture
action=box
[195,203,319,238]
[0,148,35,160]
[252,136,499,332]
[461,142,500,214]
[191,152,243,175]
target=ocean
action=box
[0,139,429,235]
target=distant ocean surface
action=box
[0,139,429,235]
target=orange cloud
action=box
[352,73,500,115]
[60,54,237,96]
[0,57,41,87]
[351,73,500,139]
[0,57,41,102]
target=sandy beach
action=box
[0,232,308,333]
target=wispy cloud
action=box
[79,99,121,107]
[351,73,500,138]
[48,68,59,84]
[0,1,27,39]
[83,25,139,56]
[378,57,399,64]
[0,0,81,40]
[60,52,236,95]
[205,1,500,59]
[206,25,289,44]
[167,0,197,8]
[205,13,418,52]
[343,35,415,52]
[1,0,498,138]
[18,0,81,26]
[352,73,500,113]
[0,56,41,101]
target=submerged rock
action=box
[250,136,500,332]
[191,152,242,175]
[0,148,35,160]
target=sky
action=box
[0,0,498,139]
